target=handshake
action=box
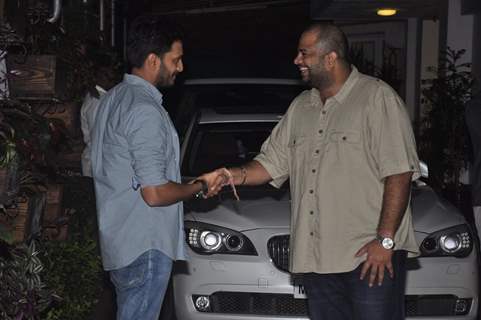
[191,167,242,200]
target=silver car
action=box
[171,79,479,320]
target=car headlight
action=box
[420,224,474,257]
[185,221,257,255]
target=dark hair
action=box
[126,16,183,69]
[305,23,349,65]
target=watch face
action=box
[382,238,394,250]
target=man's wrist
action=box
[375,234,395,250]
[230,166,247,185]
[193,179,208,199]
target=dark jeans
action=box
[302,250,407,320]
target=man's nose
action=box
[293,53,302,65]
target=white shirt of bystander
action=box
[80,85,107,177]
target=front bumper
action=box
[173,228,479,320]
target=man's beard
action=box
[156,64,176,88]
[306,64,333,91]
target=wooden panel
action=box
[0,0,5,17]
[6,198,29,243]
[6,54,66,99]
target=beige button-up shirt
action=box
[255,67,420,274]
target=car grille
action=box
[202,292,308,316]
[267,235,290,272]
[194,292,472,317]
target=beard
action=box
[304,63,334,91]
[156,64,177,88]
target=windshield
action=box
[182,122,276,177]
[171,83,305,136]
[182,121,289,202]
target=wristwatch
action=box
[193,179,208,199]
[376,234,395,250]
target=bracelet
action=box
[240,166,247,185]
[193,179,208,199]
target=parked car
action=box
[171,79,479,320]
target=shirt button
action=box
[309,189,314,194]
[310,232,314,236]
[315,150,320,154]
[310,211,314,215]
[312,169,316,173]
[322,110,326,115]
[342,136,347,141]
[318,129,323,134]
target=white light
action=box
[200,231,222,251]
[194,296,211,312]
[204,234,218,246]
[440,234,461,253]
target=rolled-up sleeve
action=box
[255,113,290,188]
[367,85,420,181]
[126,104,170,188]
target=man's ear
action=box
[326,51,338,67]
[146,53,161,67]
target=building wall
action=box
[447,0,473,63]
[473,13,481,90]
[421,20,439,80]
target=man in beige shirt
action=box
[220,23,420,320]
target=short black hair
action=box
[305,23,349,64]
[126,16,183,69]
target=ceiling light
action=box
[377,8,397,16]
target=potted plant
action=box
[0,240,58,319]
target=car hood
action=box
[185,193,291,231]
[410,184,466,234]
[185,184,466,234]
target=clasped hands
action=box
[192,167,240,200]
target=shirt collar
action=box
[123,73,163,101]
[310,65,360,106]
[95,85,107,94]
[332,65,359,104]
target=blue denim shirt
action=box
[91,74,186,270]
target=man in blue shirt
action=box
[91,16,225,320]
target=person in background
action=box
[215,22,420,320]
[90,16,226,320]
[80,56,119,177]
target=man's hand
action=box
[355,240,394,287]
[196,168,231,198]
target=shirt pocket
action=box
[329,130,361,144]
[288,136,311,152]
[287,136,312,178]
[326,130,362,165]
